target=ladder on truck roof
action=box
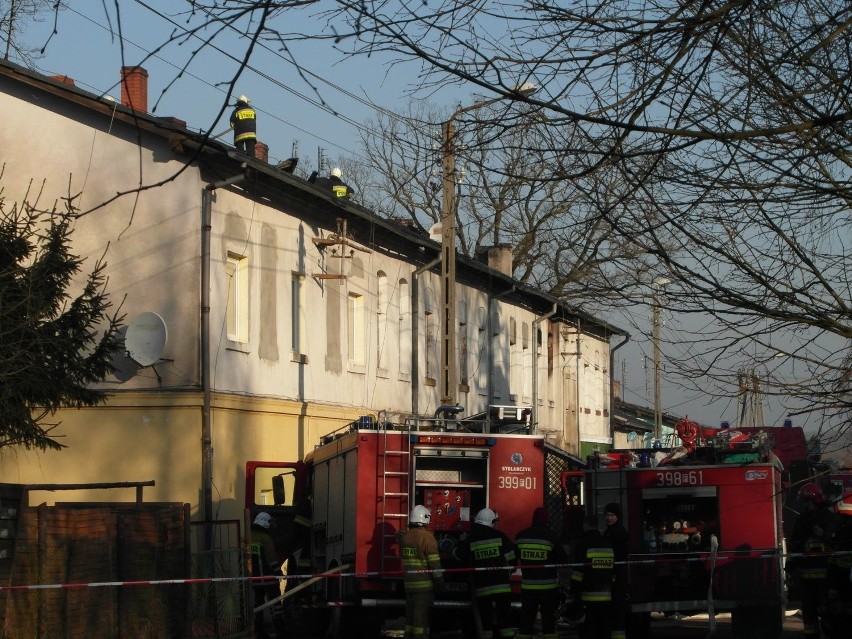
[379,420,412,576]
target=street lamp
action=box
[652,277,670,442]
[439,83,537,406]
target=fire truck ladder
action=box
[379,420,411,576]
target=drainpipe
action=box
[531,302,558,434]
[201,174,245,528]
[412,257,441,418]
[609,333,630,445]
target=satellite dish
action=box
[125,312,168,366]
[627,431,638,443]
[428,222,442,242]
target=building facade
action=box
[0,60,626,523]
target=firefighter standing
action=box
[789,482,838,637]
[570,515,614,639]
[515,507,568,639]
[401,505,444,639]
[602,503,629,639]
[455,507,517,639]
[250,512,281,639]
[230,94,257,157]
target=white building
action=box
[0,60,626,523]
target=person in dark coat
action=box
[788,483,838,638]
[454,508,516,639]
[515,507,569,639]
[602,503,629,639]
[570,515,614,639]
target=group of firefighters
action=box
[400,502,630,639]
[399,482,852,639]
[249,481,850,639]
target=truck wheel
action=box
[626,611,650,639]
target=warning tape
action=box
[1,550,848,592]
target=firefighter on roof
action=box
[230,94,257,157]
[400,505,443,639]
[789,482,838,637]
[454,507,517,639]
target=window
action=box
[424,287,437,381]
[458,300,468,386]
[377,272,388,372]
[348,292,366,366]
[226,252,249,343]
[399,279,411,378]
[291,272,306,355]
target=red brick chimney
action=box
[51,75,75,86]
[120,66,148,112]
[254,141,269,163]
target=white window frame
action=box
[348,292,367,371]
[226,252,249,344]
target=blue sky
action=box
[23,1,415,166]
[14,1,820,435]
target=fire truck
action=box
[574,420,789,639]
[245,407,580,636]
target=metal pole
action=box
[653,296,662,441]
[440,120,458,405]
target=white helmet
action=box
[237,94,250,104]
[409,505,431,526]
[330,167,342,178]
[474,508,498,528]
[254,512,272,529]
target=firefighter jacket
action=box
[514,523,568,591]
[790,504,838,581]
[401,526,443,591]
[570,529,614,603]
[229,105,257,143]
[603,520,629,583]
[328,176,354,198]
[455,522,516,598]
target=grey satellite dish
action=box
[125,312,168,366]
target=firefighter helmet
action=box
[253,512,273,529]
[474,508,499,528]
[330,167,342,178]
[409,505,431,526]
[237,94,250,105]
[799,482,826,504]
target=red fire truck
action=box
[245,407,580,636]
[576,421,789,639]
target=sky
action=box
[12,1,823,435]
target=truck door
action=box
[245,461,307,559]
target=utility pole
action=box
[652,277,670,441]
[440,119,458,405]
[438,83,537,407]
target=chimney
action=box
[51,75,75,86]
[475,244,513,277]
[254,141,269,163]
[120,66,148,112]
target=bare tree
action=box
[0,172,123,450]
[360,100,656,301]
[1,0,62,65]
[36,2,851,443]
